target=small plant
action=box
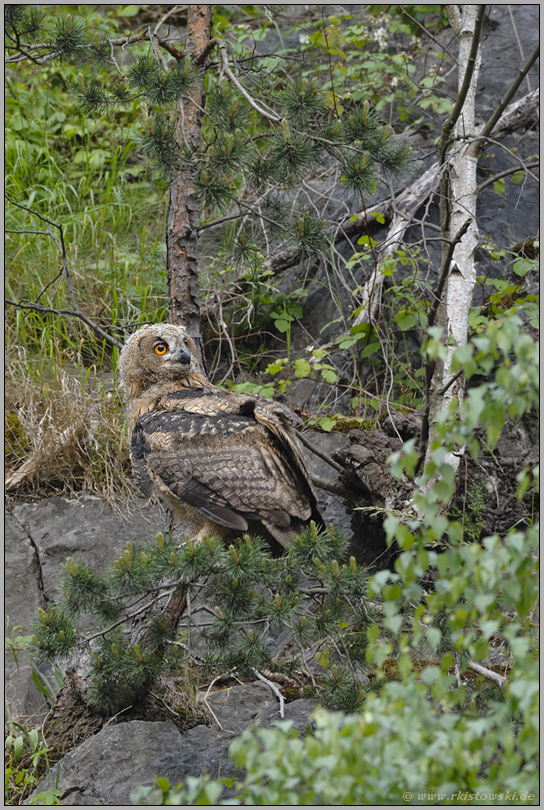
[5,619,34,672]
[4,723,61,806]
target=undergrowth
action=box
[5,43,169,498]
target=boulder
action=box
[29,683,315,806]
[5,496,164,723]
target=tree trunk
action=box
[166,5,212,371]
[423,4,484,473]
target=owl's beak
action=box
[172,347,191,365]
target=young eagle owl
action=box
[119,324,323,547]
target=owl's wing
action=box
[132,407,315,535]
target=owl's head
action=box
[119,324,204,399]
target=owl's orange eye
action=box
[154,342,168,355]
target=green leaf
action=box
[316,648,331,668]
[360,341,380,359]
[357,234,377,247]
[512,170,525,184]
[32,671,54,700]
[394,311,418,331]
[371,211,385,224]
[513,258,533,277]
[320,367,338,383]
[425,627,442,650]
[117,5,140,16]
[493,178,506,195]
[274,319,289,333]
[336,334,360,349]
[294,359,312,379]
[11,735,25,762]
[156,777,170,792]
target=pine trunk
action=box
[166,5,212,371]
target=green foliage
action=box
[253,246,430,419]
[30,524,375,714]
[129,312,538,805]
[297,5,450,123]
[449,480,488,543]
[4,722,62,806]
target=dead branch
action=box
[478,44,539,146]
[467,659,507,686]
[5,300,123,351]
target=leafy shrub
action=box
[130,312,538,806]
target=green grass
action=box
[5,58,169,497]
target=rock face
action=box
[5,496,163,724]
[5,512,46,722]
[29,684,315,806]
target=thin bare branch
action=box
[310,474,351,498]
[397,5,457,62]
[507,6,532,93]
[154,5,183,36]
[295,430,347,476]
[477,43,539,145]
[5,300,124,351]
[467,659,507,686]
[476,161,539,194]
[208,38,281,123]
[252,669,285,718]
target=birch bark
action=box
[424,4,484,474]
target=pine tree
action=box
[5,4,410,367]
[32,526,376,714]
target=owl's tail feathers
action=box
[197,504,249,532]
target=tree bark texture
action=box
[424,4,484,472]
[167,5,212,371]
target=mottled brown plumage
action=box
[119,324,323,546]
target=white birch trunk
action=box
[425,5,482,474]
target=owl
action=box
[119,324,323,547]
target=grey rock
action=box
[11,496,163,599]
[5,512,47,723]
[5,496,164,722]
[300,430,352,537]
[29,684,315,806]
[29,720,188,806]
